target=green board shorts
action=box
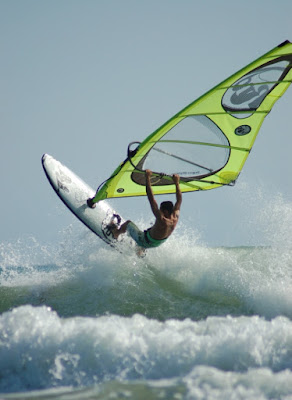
[127,222,167,249]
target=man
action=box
[110,169,182,252]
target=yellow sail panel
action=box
[94,41,292,202]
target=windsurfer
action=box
[110,169,182,251]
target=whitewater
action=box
[1,194,292,399]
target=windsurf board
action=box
[42,154,124,246]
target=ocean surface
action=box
[1,202,292,400]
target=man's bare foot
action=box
[107,214,122,239]
[108,224,119,239]
[136,246,146,258]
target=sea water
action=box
[1,196,292,399]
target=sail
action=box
[93,40,292,202]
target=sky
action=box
[1,0,291,247]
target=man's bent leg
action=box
[126,222,148,248]
[111,220,131,239]
[112,221,148,252]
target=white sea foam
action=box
[184,366,292,400]
[0,305,292,395]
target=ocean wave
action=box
[1,223,292,320]
[0,305,292,394]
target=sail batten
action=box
[156,140,250,152]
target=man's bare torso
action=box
[149,211,180,240]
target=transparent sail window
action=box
[143,116,230,179]
[222,60,290,113]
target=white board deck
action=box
[42,154,124,246]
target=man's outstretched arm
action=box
[145,169,159,217]
[173,174,182,212]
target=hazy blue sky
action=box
[1,0,291,246]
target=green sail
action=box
[93,40,292,202]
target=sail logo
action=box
[222,60,290,116]
[229,74,269,109]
